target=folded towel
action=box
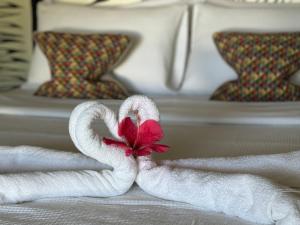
[0,146,109,173]
[2,145,299,188]
[118,96,300,225]
[161,151,300,188]
[137,156,300,225]
[0,101,137,203]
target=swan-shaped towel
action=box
[116,96,300,225]
[0,101,137,203]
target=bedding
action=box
[3,89,300,125]
[211,32,300,101]
[34,32,130,81]
[28,0,191,91]
[181,1,300,96]
[2,89,300,160]
[2,1,300,224]
[26,2,188,95]
[33,32,129,99]
[0,185,261,225]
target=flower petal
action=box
[118,117,137,146]
[135,147,152,156]
[135,120,163,148]
[151,144,169,153]
[103,137,128,149]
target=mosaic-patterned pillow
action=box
[34,31,130,99]
[211,32,300,102]
[35,77,128,99]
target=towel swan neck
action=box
[69,101,137,195]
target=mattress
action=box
[1,89,300,159]
[0,185,258,225]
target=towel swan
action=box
[119,96,300,225]
[0,101,137,203]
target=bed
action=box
[2,88,300,160]
[1,0,300,224]
[2,91,300,224]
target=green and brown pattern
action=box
[211,32,300,102]
[34,31,130,99]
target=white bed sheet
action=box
[1,89,300,159]
[0,185,258,225]
[2,89,300,125]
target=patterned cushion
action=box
[211,32,300,102]
[34,32,130,99]
[35,77,128,99]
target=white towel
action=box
[2,145,300,189]
[0,101,137,204]
[161,151,300,188]
[0,145,109,173]
[118,96,300,225]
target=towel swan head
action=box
[69,95,161,157]
[69,95,165,160]
[68,95,167,194]
[118,96,167,170]
[119,95,160,124]
[117,95,168,158]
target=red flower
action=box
[103,117,169,157]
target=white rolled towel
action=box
[119,96,300,225]
[0,101,137,204]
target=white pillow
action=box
[26,2,188,95]
[93,0,191,91]
[180,1,300,96]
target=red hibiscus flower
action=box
[103,117,169,157]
